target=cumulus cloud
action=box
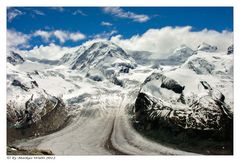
[103,7,149,23]
[33,30,86,43]
[33,30,51,42]
[53,30,68,43]
[7,30,30,50]
[19,43,78,60]
[101,21,113,26]
[69,32,86,42]
[8,26,233,61]
[111,26,233,58]
[7,8,24,22]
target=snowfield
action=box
[7,41,233,155]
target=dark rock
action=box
[186,57,215,74]
[119,67,129,73]
[7,96,69,145]
[31,81,38,87]
[111,76,123,87]
[143,72,185,94]
[177,93,186,104]
[161,81,185,94]
[86,73,103,82]
[135,76,233,135]
[11,80,29,91]
[7,51,25,65]
[227,44,233,55]
[134,91,232,140]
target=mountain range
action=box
[7,40,234,155]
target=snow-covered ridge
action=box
[7,51,25,65]
[134,49,233,132]
[70,41,134,70]
[59,41,137,85]
[7,40,233,155]
[167,45,194,64]
[197,42,217,52]
[7,65,64,129]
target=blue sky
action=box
[7,7,233,50]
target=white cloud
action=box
[32,9,45,16]
[33,30,51,42]
[8,26,233,61]
[7,29,86,55]
[69,32,86,41]
[19,43,78,60]
[72,9,87,16]
[93,30,117,39]
[7,30,30,50]
[101,21,113,26]
[33,30,86,43]
[53,30,68,43]
[103,7,149,23]
[110,26,233,58]
[7,8,24,22]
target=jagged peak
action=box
[7,51,25,65]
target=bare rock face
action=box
[134,72,233,140]
[227,44,233,55]
[7,94,69,144]
[7,51,25,65]
[135,92,232,132]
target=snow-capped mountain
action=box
[7,40,234,155]
[58,45,87,66]
[134,48,233,138]
[166,45,194,64]
[7,62,67,131]
[132,47,233,154]
[7,51,25,65]
[60,41,137,85]
[71,41,134,70]
[197,42,217,52]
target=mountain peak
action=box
[166,45,194,65]
[173,44,193,55]
[70,40,131,70]
[91,40,117,47]
[87,41,125,55]
[7,51,25,66]
[197,42,217,52]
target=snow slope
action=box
[135,50,233,133]
[7,41,233,155]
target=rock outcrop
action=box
[227,44,233,55]
[134,72,233,142]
